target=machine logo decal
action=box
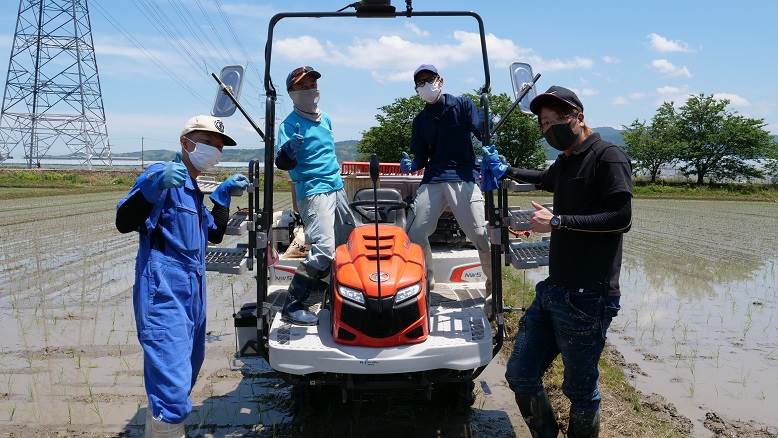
[369,272,390,282]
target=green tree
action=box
[675,94,774,184]
[622,102,680,182]
[357,96,425,162]
[463,92,546,169]
[357,92,545,168]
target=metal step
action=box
[508,239,550,269]
[508,181,537,192]
[507,208,535,231]
[205,246,248,274]
[225,210,249,235]
[196,175,219,194]
[507,206,554,231]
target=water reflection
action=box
[612,199,778,429]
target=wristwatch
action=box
[550,215,562,229]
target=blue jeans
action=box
[505,280,620,438]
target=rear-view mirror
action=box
[211,65,245,117]
[509,62,537,115]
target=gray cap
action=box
[413,64,439,80]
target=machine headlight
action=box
[395,283,421,304]
[338,285,365,305]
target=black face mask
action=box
[544,119,578,151]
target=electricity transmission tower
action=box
[0,0,111,168]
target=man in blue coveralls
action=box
[274,66,356,325]
[116,115,248,437]
[400,64,493,317]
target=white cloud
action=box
[275,36,329,61]
[404,22,429,37]
[656,86,684,95]
[612,96,630,106]
[571,87,599,97]
[275,32,592,83]
[655,85,692,105]
[602,55,620,64]
[628,92,649,100]
[651,59,692,78]
[713,92,750,107]
[648,33,691,53]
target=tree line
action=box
[624,94,776,184]
[357,92,778,185]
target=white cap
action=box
[180,115,237,146]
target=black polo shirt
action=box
[537,133,632,296]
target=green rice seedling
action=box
[8,404,15,422]
[743,304,754,338]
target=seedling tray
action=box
[226,210,250,235]
[509,240,550,269]
[206,246,247,274]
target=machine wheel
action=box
[433,380,476,411]
[292,384,338,413]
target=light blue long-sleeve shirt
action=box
[276,111,344,200]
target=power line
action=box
[91,0,205,101]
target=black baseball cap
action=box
[529,86,584,115]
[286,66,321,91]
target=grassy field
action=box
[0,168,292,199]
[3,169,776,203]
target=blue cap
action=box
[414,64,439,80]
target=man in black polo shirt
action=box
[482,86,631,437]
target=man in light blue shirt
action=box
[275,66,356,325]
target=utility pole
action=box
[0,0,112,168]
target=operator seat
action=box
[352,188,406,229]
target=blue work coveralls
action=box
[118,163,215,423]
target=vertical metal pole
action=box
[82,0,110,166]
[141,137,144,169]
[247,159,255,271]
[29,0,45,169]
[71,0,89,168]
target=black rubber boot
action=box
[515,390,559,438]
[567,407,600,438]
[282,264,329,326]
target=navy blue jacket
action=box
[410,93,486,184]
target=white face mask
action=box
[416,80,442,104]
[289,89,320,114]
[185,139,222,171]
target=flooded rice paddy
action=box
[523,197,778,436]
[0,191,775,436]
[0,191,525,437]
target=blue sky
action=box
[1,0,776,154]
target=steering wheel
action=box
[349,200,408,223]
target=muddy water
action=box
[617,199,778,434]
[0,191,529,437]
[523,198,778,435]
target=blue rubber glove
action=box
[479,146,507,191]
[139,152,188,202]
[482,145,508,179]
[210,173,249,207]
[281,122,303,161]
[400,152,418,174]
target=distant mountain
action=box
[66,140,361,163]
[335,140,360,162]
